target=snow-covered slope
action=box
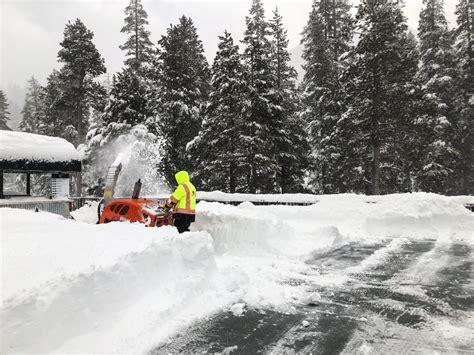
[1,193,472,353]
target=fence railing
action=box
[3,195,472,217]
[0,198,72,218]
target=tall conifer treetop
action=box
[300,0,354,194]
[58,18,106,79]
[190,30,247,193]
[241,0,280,193]
[415,0,459,193]
[20,76,44,134]
[157,15,211,186]
[0,90,11,131]
[120,0,154,69]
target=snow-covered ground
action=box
[1,193,473,353]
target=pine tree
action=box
[0,90,11,130]
[270,8,309,193]
[241,0,280,193]
[300,0,353,193]
[57,18,106,146]
[119,0,154,70]
[383,31,421,193]
[39,70,71,139]
[20,77,44,133]
[102,68,152,127]
[415,0,459,193]
[190,31,247,192]
[156,16,211,186]
[452,0,474,194]
[343,0,418,195]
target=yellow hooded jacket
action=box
[167,171,196,215]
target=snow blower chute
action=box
[97,159,173,227]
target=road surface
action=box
[152,238,473,354]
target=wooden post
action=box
[26,173,31,196]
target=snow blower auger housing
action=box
[98,161,173,227]
[99,198,173,227]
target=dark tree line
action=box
[14,0,473,196]
[300,0,472,195]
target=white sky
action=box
[0,0,459,89]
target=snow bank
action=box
[192,201,293,255]
[70,200,99,224]
[198,190,320,204]
[1,209,215,354]
[1,193,472,353]
[0,131,80,162]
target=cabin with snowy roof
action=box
[0,130,81,216]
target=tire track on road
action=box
[153,238,439,354]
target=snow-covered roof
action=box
[0,130,81,172]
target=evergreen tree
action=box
[241,0,279,193]
[190,31,247,192]
[102,68,152,127]
[57,18,106,146]
[156,15,211,186]
[415,0,458,193]
[452,0,474,194]
[300,0,353,193]
[20,77,44,133]
[39,70,73,140]
[119,0,154,70]
[115,0,156,136]
[270,8,309,193]
[383,31,421,193]
[343,0,418,195]
[0,90,11,130]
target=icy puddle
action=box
[154,239,473,354]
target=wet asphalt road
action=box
[151,239,473,354]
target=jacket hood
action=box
[175,170,190,185]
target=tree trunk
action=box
[135,0,139,66]
[229,162,236,193]
[371,143,381,195]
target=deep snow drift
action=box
[1,193,473,353]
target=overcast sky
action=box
[1,0,459,90]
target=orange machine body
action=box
[99,198,173,227]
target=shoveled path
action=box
[151,239,473,354]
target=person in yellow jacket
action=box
[164,170,196,233]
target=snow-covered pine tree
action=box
[102,68,152,127]
[343,0,418,195]
[190,31,247,193]
[241,0,280,193]
[0,90,11,130]
[19,77,44,133]
[156,16,211,186]
[105,0,156,137]
[415,0,459,193]
[452,0,474,194]
[383,31,421,193]
[39,70,72,140]
[57,18,106,146]
[300,0,353,193]
[119,0,154,70]
[54,19,106,195]
[269,7,309,193]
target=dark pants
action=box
[173,213,196,234]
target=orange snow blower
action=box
[97,161,173,227]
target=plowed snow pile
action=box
[1,193,472,353]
